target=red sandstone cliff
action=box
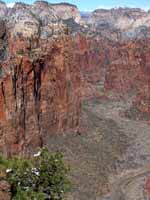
[0,32,150,156]
[0,3,150,199]
[0,35,81,156]
[0,2,150,157]
[76,35,150,114]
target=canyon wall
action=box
[0,33,81,156]
[0,2,150,199]
[0,1,150,156]
[75,35,150,115]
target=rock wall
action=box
[0,1,150,156]
[76,35,150,113]
[0,35,81,156]
[84,7,150,40]
[50,2,82,24]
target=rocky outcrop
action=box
[0,1,7,17]
[6,2,66,38]
[82,7,150,40]
[3,1,82,38]
[0,35,81,156]
[0,180,10,200]
[0,20,7,61]
[50,2,82,24]
[3,3,150,40]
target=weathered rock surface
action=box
[50,2,82,24]
[82,7,150,40]
[0,1,150,200]
[76,35,150,116]
[0,34,81,156]
[0,180,10,200]
[0,1,7,17]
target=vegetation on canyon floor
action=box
[0,148,71,200]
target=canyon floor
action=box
[47,97,150,200]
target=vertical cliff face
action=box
[0,35,81,156]
[0,1,84,156]
[0,20,7,61]
[0,22,150,156]
[1,3,150,199]
[76,35,150,115]
[50,2,82,24]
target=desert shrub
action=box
[0,148,71,200]
[16,49,24,55]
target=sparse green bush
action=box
[0,148,71,200]
[16,49,24,55]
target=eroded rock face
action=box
[0,20,7,61]
[0,0,150,157]
[0,2,150,200]
[73,29,150,107]
[7,2,40,38]
[0,1,83,156]
[0,1,7,17]
[6,2,67,39]
[50,2,82,24]
[103,39,150,113]
[0,35,81,156]
[0,180,10,200]
[5,1,82,39]
[83,7,150,40]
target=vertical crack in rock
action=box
[1,82,6,104]
[0,36,81,156]
[33,60,45,147]
[12,59,28,146]
[12,59,23,115]
[33,61,43,102]
[20,68,26,131]
[12,66,17,99]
